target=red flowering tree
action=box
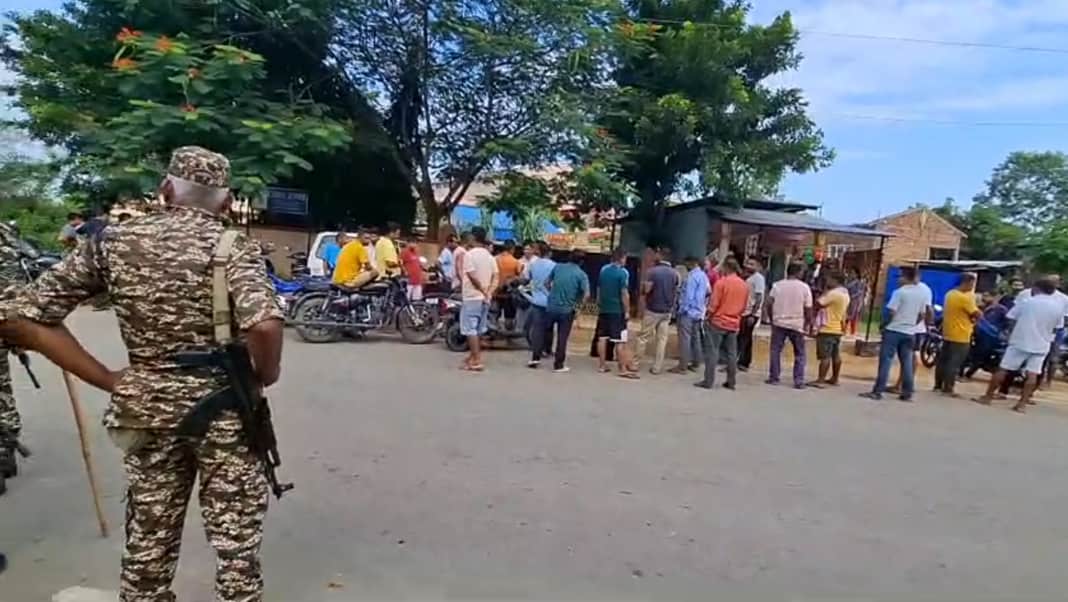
[89,29,349,197]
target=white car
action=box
[306,231,339,277]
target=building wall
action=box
[619,205,711,259]
[829,208,963,307]
[665,206,711,260]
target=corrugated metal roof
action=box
[709,207,892,237]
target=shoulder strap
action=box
[212,230,241,345]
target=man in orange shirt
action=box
[495,240,523,329]
[696,258,749,391]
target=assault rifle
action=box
[174,343,292,498]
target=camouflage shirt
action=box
[0,224,25,301]
[4,206,283,429]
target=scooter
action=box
[441,280,534,352]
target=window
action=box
[826,244,853,259]
[928,247,957,261]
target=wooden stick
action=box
[62,371,110,538]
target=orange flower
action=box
[181,104,197,113]
[154,35,174,53]
[113,57,137,71]
[187,67,200,79]
[116,27,143,43]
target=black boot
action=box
[0,447,16,480]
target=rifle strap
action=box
[212,230,241,345]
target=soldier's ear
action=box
[158,178,174,204]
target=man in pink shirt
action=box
[766,262,814,388]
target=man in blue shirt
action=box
[531,249,589,372]
[526,242,557,364]
[321,231,348,274]
[670,256,710,373]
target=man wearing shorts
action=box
[460,227,499,371]
[811,270,850,387]
[596,247,637,378]
[975,278,1064,412]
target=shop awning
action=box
[709,207,893,238]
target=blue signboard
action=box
[266,187,309,216]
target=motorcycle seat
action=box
[357,281,391,294]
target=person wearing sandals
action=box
[460,227,499,372]
[596,247,638,379]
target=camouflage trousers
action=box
[0,348,21,446]
[119,417,268,602]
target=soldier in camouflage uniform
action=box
[1,147,284,601]
[0,221,28,485]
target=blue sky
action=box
[7,0,1068,224]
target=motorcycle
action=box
[264,254,330,319]
[288,275,438,344]
[442,279,533,352]
[15,238,62,281]
[919,304,944,369]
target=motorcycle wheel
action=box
[398,304,439,345]
[293,294,343,344]
[444,322,469,352]
[920,338,940,369]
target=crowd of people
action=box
[428,233,1067,416]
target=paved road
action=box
[4,309,1068,600]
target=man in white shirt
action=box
[1016,275,1068,388]
[976,278,1064,412]
[766,262,813,388]
[459,227,499,372]
[438,235,459,290]
[861,266,932,401]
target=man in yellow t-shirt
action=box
[374,222,402,278]
[332,230,378,288]
[812,271,851,386]
[936,272,980,395]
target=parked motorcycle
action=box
[289,276,438,344]
[441,279,533,352]
[919,304,944,369]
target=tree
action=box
[974,151,1068,226]
[927,198,1026,261]
[3,1,407,224]
[479,172,563,241]
[332,0,615,237]
[601,0,833,226]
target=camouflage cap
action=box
[166,146,231,188]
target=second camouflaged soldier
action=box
[0,146,284,602]
[0,222,27,492]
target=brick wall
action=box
[827,208,963,306]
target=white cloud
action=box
[751,0,1068,120]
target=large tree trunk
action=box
[422,192,445,241]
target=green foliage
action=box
[480,172,562,241]
[1027,222,1068,275]
[0,199,78,252]
[602,0,833,215]
[95,32,349,198]
[3,1,359,211]
[334,0,616,234]
[931,198,1027,261]
[975,151,1068,226]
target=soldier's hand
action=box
[105,368,128,393]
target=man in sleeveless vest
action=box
[0,146,285,601]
